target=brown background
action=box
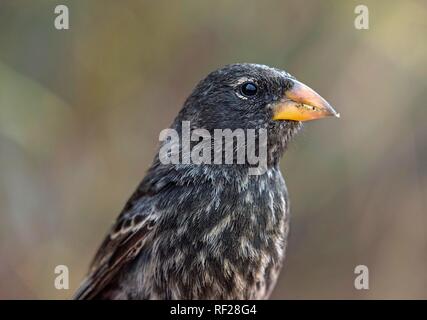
[0,0,426,299]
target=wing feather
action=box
[74,184,158,299]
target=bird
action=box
[74,63,339,300]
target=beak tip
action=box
[326,104,340,118]
[334,112,340,118]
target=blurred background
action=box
[0,0,426,299]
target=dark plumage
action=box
[74,63,338,300]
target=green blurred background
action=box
[0,0,426,299]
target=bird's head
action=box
[178,63,338,128]
[169,63,339,170]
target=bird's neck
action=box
[156,120,301,175]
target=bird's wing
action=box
[73,186,158,300]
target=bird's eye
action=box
[240,82,258,97]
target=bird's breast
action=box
[150,167,290,299]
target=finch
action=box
[74,63,339,299]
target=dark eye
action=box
[240,82,258,97]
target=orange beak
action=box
[272,79,340,121]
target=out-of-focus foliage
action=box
[0,0,426,299]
